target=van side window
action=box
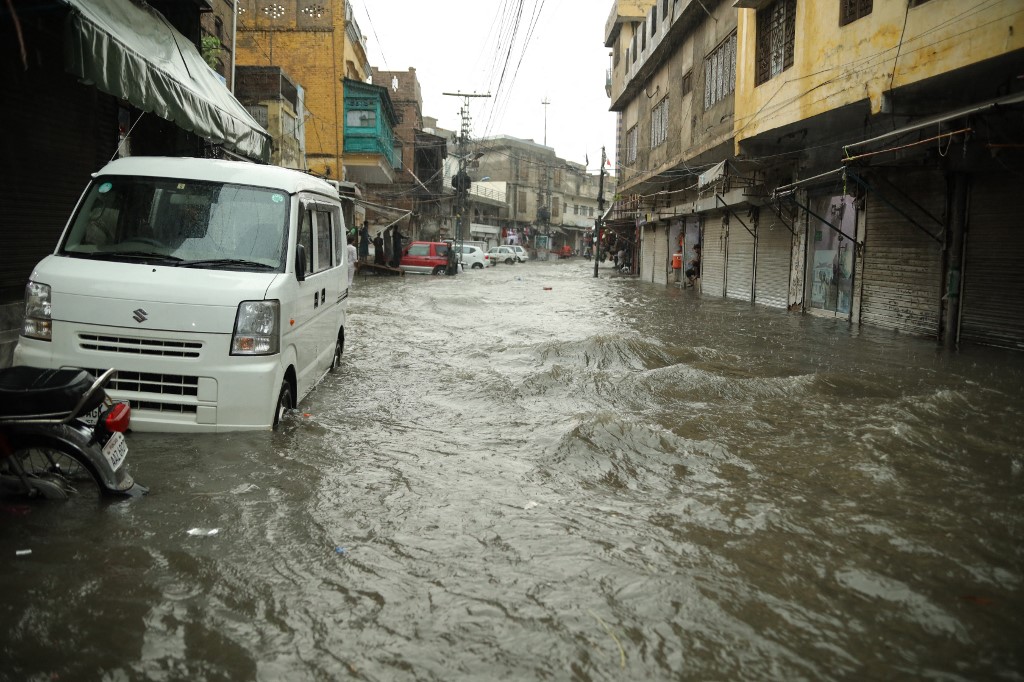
[332,207,344,267]
[314,209,332,273]
[299,209,314,274]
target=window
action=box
[681,69,692,96]
[664,0,669,17]
[626,125,638,164]
[346,109,376,127]
[553,202,560,218]
[298,209,314,274]
[651,6,657,36]
[651,96,669,148]
[839,0,871,25]
[518,191,527,212]
[641,21,647,51]
[704,31,737,108]
[755,0,797,86]
[314,209,333,272]
[631,32,637,63]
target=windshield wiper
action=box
[71,251,183,263]
[176,258,276,270]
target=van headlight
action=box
[231,300,280,355]
[22,281,52,341]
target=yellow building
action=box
[731,0,1024,348]
[235,0,371,180]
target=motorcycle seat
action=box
[0,366,105,419]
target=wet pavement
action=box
[2,258,1023,681]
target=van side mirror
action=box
[295,244,306,282]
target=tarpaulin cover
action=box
[62,0,270,162]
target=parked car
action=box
[458,244,489,269]
[400,241,451,275]
[509,244,529,262]
[487,245,517,265]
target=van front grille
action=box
[129,400,197,415]
[85,368,199,397]
[78,333,202,358]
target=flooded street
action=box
[3,259,1023,681]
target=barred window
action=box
[704,31,737,109]
[681,69,692,96]
[755,0,797,86]
[839,0,871,26]
[626,125,638,164]
[651,96,669,148]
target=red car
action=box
[399,241,451,275]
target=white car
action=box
[458,244,489,269]
[508,244,529,262]
[487,246,518,265]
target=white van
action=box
[14,157,349,432]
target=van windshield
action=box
[61,175,290,271]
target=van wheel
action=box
[472,262,483,269]
[273,381,293,430]
[330,329,344,372]
[432,266,446,275]
[505,258,514,265]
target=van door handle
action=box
[314,291,319,308]
[321,287,326,302]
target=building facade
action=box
[606,0,1024,350]
[236,0,371,180]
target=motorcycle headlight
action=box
[231,300,280,355]
[22,281,52,341]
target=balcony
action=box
[343,79,398,184]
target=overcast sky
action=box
[357,0,618,172]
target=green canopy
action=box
[63,0,270,163]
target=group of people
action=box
[346,220,406,287]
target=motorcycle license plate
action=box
[102,431,129,471]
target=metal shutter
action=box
[860,172,944,337]
[755,221,792,308]
[2,45,118,297]
[654,223,669,285]
[640,224,655,280]
[702,214,727,298]
[726,219,755,301]
[959,174,1024,349]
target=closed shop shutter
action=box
[755,221,792,308]
[861,171,944,336]
[654,223,669,285]
[960,174,1024,349]
[640,224,655,280]
[702,214,727,298]
[726,219,755,301]
[2,62,118,297]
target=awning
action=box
[62,0,271,163]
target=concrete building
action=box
[235,66,306,170]
[365,68,449,240]
[471,136,614,256]
[236,0,374,181]
[606,0,1024,350]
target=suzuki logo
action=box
[132,308,148,323]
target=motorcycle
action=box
[0,366,146,500]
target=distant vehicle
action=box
[400,241,451,275]
[457,244,489,269]
[509,245,529,262]
[487,246,517,265]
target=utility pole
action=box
[594,146,606,278]
[442,92,491,275]
[541,97,550,147]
